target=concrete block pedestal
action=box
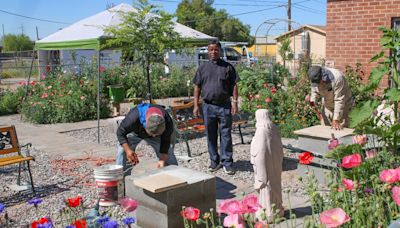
[125,161,216,228]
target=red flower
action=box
[31,217,49,228]
[263,82,269,88]
[270,87,277,94]
[265,97,272,103]
[61,82,65,88]
[74,219,87,228]
[100,66,106,72]
[45,65,51,72]
[298,152,314,165]
[181,207,200,221]
[68,196,82,208]
[30,81,37,86]
[341,154,362,169]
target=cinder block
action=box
[125,164,216,228]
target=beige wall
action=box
[276,28,326,64]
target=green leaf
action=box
[385,88,400,102]
[349,100,380,128]
[370,51,384,63]
[363,65,389,92]
[325,144,363,160]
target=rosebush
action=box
[19,75,110,124]
[237,62,319,137]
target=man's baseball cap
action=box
[145,107,166,136]
[308,66,322,87]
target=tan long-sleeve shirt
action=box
[310,67,353,121]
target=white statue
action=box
[250,109,284,220]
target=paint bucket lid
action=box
[94,164,123,175]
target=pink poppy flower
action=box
[256,105,262,109]
[352,135,368,146]
[40,73,46,79]
[379,169,399,184]
[320,208,350,228]
[119,198,138,212]
[265,97,272,103]
[223,214,245,228]
[341,179,354,190]
[19,81,27,86]
[270,87,277,94]
[263,82,269,88]
[392,186,400,206]
[80,96,85,100]
[328,138,340,150]
[305,95,310,102]
[242,194,262,213]
[255,94,260,99]
[365,149,377,159]
[180,207,200,221]
[100,66,106,72]
[248,94,254,101]
[341,154,362,169]
[218,199,245,215]
[30,81,37,86]
[41,93,49,98]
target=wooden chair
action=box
[0,125,35,192]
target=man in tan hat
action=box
[116,103,177,173]
[308,66,353,130]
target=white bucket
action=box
[94,164,124,206]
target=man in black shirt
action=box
[116,103,178,173]
[193,40,240,175]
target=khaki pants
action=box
[321,107,351,128]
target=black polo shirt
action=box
[193,59,240,104]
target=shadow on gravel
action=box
[284,206,313,219]
[215,177,236,199]
[282,158,299,171]
[0,184,68,207]
[233,160,253,172]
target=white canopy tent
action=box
[34,3,216,143]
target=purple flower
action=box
[122,217,135,225]
[364,188,374,194]
[37,222,53,228]
[28,198,43,207]
[65,226,76,228]
[103,220,119,228]
[97,215,110,225]
[0,203,5,213]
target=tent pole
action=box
[97,50,101,144]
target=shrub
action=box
[0,89,21,115]
[20,76,110,124]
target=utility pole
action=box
[21,24,24,35]
[287,0,292,31]
[36,26,39,40]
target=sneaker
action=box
[223,166,236,175]
[208,163,222,172]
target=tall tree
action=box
[176,0,252,43]
[1,34,33,51]
[103,0,184,101]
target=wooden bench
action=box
[168,101,248,157]
[0,125,35,192]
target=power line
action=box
[0,9,70,25]
[293,4,325,15]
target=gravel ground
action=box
[0,125,308,227]
[65,125,307,195]
[0,147,100,227]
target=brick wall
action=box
[326,0,400,87]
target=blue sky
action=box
[0,0,326,41]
